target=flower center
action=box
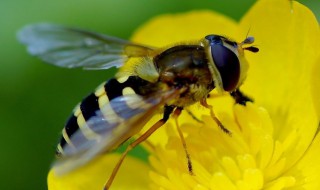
[148,103,300,190]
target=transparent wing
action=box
[53,89,180,174]
[17,23,156,69]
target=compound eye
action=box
[210,44,240,91]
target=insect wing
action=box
[17,23,155,69]
[53,90,180,174]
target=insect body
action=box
[18,23,258,189]
[56,76,159,156]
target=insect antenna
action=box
[241,28,259,53]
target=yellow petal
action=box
[239,0,319,171]
[48,154,150,190]
[210,172,237,190]
[131,10,238,46]
[311,56,320,119]
[240,0,319,109]
[286,131,320,189]
[242,168,264,189]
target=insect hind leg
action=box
[173,107,194,175]
[103,105,175,190]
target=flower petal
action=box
[311,56,320,119]
[239,0,319,171]
[239,0,319,112]
[131,10,238,46]
[240,0,319,104]
[48,154,150,190]
[286,131,320,189]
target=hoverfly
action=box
[18,23,259,189]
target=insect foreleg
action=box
[103,105,175,190]
[200,98,231,135]
[230,89,253,105]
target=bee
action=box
[18,23,259,189]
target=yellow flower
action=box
[48,0,320,189]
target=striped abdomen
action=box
[56,76,156,156]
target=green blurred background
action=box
[0,0,318,189]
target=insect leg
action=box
[200,98,231,135]
[230,89,253,105]
[185,109,204,123]
[173,107,194,175]
[103,105,175,190]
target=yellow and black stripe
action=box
[56,76,157,156]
